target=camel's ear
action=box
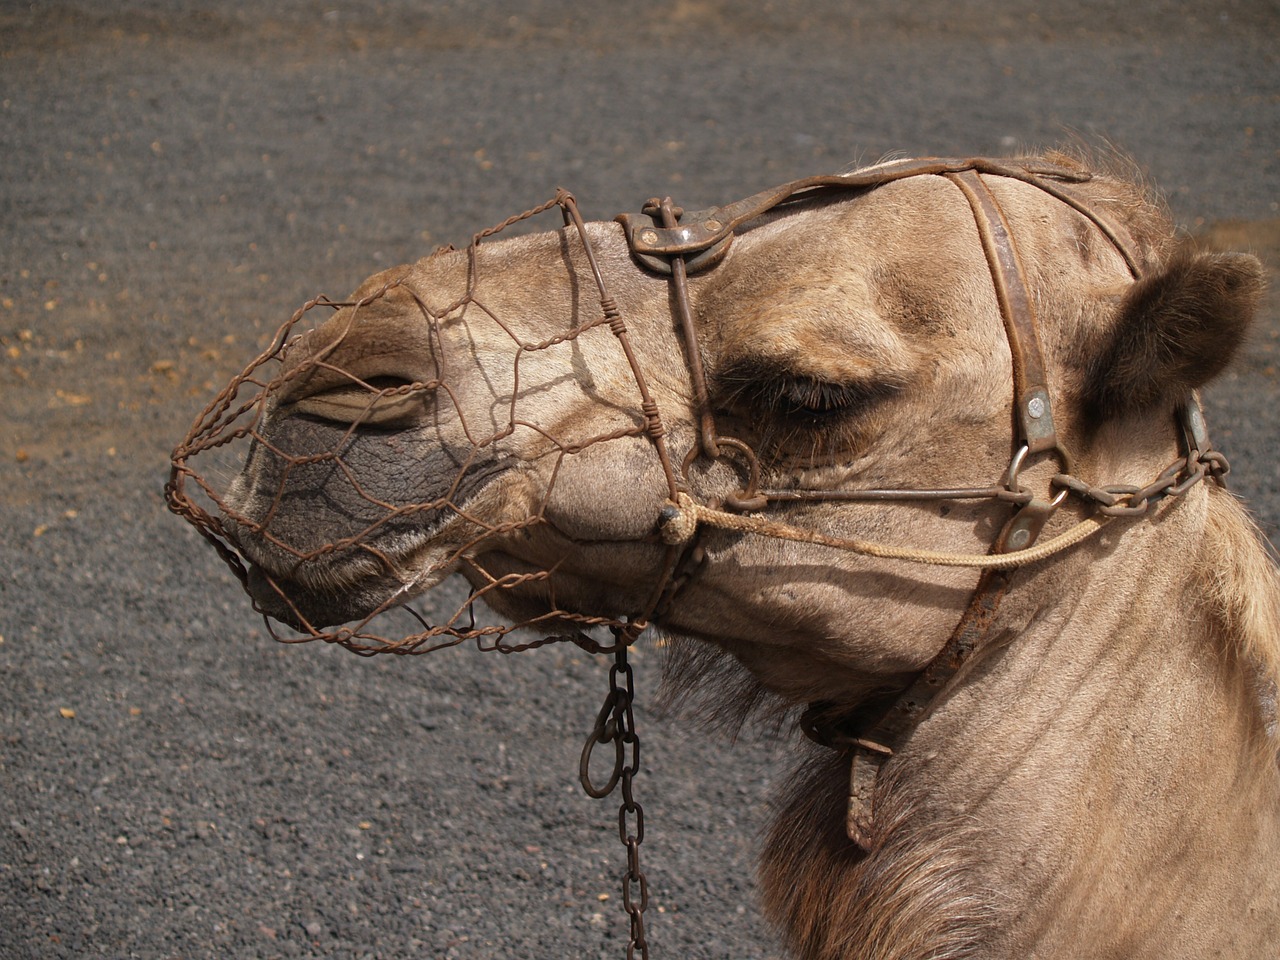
[1086,249,1264,419]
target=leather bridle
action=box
[616,156,1225,850]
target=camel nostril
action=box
[288,373,436,427]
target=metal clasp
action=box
[617,202,735,276]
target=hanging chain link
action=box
[581,644,650,959]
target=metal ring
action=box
[1006,443,1072,509]
[579,698,624,799]
[680,434,768,511]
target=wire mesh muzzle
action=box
[166,191,683,657]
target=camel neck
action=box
[900,488,1280,957]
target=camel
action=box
[168,152,1279,958]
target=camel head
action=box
[171,156,1263,710]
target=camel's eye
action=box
[773,375,868,418]
[714,360,904,462]
[717,360,897,425]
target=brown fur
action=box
[760,755,992,960]
[1087,250,1264,418]
[1199,486,1280,747]
[747,484,1280,960]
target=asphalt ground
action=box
[1,2,1278,958]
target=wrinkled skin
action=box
[221,159,1280,958]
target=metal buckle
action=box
[616,208,735,276]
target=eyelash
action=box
[719,366,896,424]
[772,376,869,417]
[711,361,907,464]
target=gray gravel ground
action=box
[2,2,1278,958]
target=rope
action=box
[659,493,1109,570]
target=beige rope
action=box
[659,493,1109,570]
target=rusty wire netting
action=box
[166,190,684,658]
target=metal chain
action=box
[1051,448,1229,517]
[580,645,650,959]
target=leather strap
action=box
[832,173,1071,851]
[618,157,1096,274]
[843,565,1014,849]
[948,170,1060,456]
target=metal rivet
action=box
[704,218,722,232]
[1007,528,1031,550]
[1027,396,1045,419]
[639,229,659,246]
